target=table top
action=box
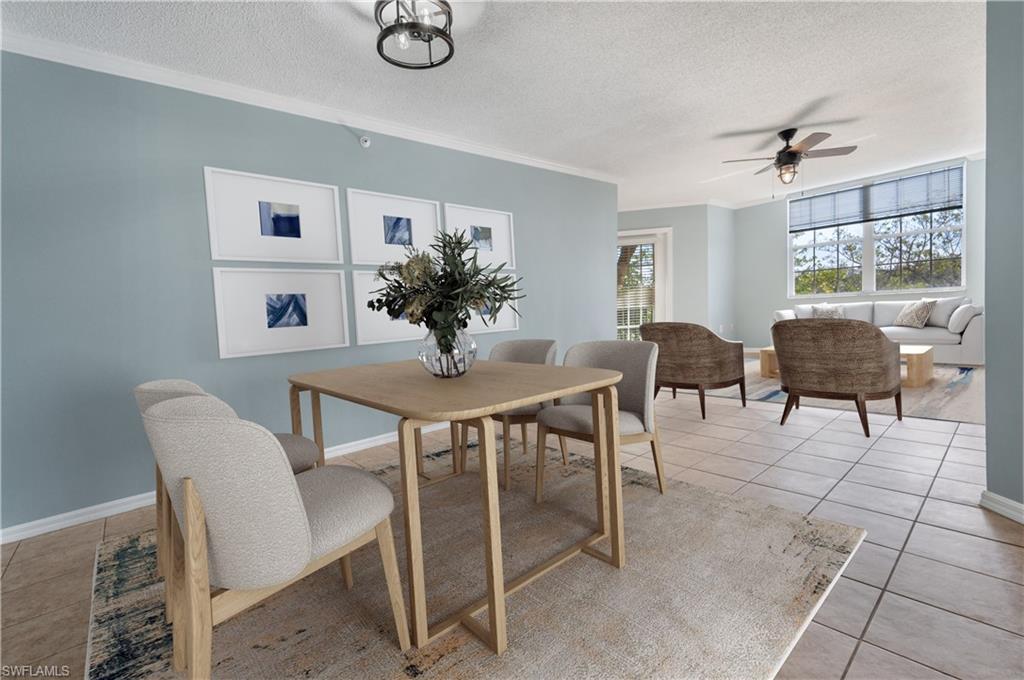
[899,345,934,356]
[289,360,622,421]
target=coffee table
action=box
[900,344,934,388]
[760,346,779,378]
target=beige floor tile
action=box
[794,439,867,462]
[826,481,924,520]
[655,415,704,434]
[814,576,882,637]
[859,451,941,476]
[672,468,746,494]
[711,414,770,431]
[812,501,913,550]
[904,524,1024,585]
[685,423,750,442]
[756,421,822,439]
[956,423,985,438]
[943,446,986,467]
[776,452,854,479]
[843,542,900,589]
[1,569,95,627]
[734,483,818,514]
[879,428,954,447]
[0,599,91,666]
[846,643,952,679]
[717,442,789,465]
[659,431,732,453]
[776,622,857,680]
[950,433,985,451]
[887,417,959,434]
[870,437,948,460]
[844,464,933,496]
[1,539,97,593]
[755,467,840,498]
[103,506,155,539]
[691,454,769,481]
[824,418,881,435]
[12,520,104,563]
[739,430,805,451]
[937,460,986,485]
[928,477,984,506]
[837,410,896,426]
[889,553,1024,635]
[655,444,709,469]
[864,593,1024,679]
[917,498,1024,547]
[811,429,876,449]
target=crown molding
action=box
[1,32,620,185]
[618,198,740,213]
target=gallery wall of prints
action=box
[205,166,519,358]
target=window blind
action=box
[789,165,964,233]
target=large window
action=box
[616,242,655,340]
[789,165,965,297]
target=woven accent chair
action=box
[771,319,902,437]
[142,395,410,679]
[134,380,328,626]
[639,322,746,419]
[447,340,569,490]
[535,340,665,498]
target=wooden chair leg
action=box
[414,427,425,476]
[460,423,469,469]
[649,433,667,494]
[672,387,677,399]
[697,386,707,419]
[780,393,798,425]
[450,421,462,474]
[183,479,212,680]
[520,422,528,451]
[535,424,548,503]
[170,511,188,672]
[502,417,512,492]
[375,518,411,652]
[339,555,354,590]
[558,436,569,465]
[163,484,175,624]
[155,466,165,579]
[794,396,800,409]
[894,391,903,421]
[739,377,747,407]
[854,395,871,437]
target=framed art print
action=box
[212,268,348,358]
[347,188,441,265]
[467,301,520,334]
[204,167,343,263]
[351,271,426,345]
[444,203,516,269]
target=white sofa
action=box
[772,296,985,365]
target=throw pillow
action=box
[893,299,937,328]
[948,304,982,334]
[811,303,844,319]
[926,296,965,328]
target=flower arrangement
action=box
[368,230,523,375]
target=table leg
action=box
[591,390,609,534]
[600,386,625,568]
[289,384,303,436]
[310,390,325,467]
[449,422,462,474]
[397,418,429,647]
[472,416,507,654]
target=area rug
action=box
[702,359,985,424]
[87,446,864,680]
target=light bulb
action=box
[417,4,432,25]
[778,164,798,185]
[395,30,410,50]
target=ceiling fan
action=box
[723,128,857,185]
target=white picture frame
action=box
[212,268,349,358]
[204,167,344,264]
[347,188,441,265]
[468,302,521,335]
[444,203,516,269]
[351,271,426,345]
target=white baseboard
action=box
[1,422,456,544]
[980,490,1024,525]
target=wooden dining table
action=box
[287,359,625,655]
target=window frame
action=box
[787,162,967,299]
[616,228,673,339]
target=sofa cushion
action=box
[894,300,937,328]
[773,309,797,323]
[838,302,873,323]
[811,303,844,319]
[873,301,907,327]
[879,325,963,345]
[948,304,983,334]
[794,304,815,319]
[926,296,966,328]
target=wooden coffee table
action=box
[900,345,934,388]
[760,346,779,378]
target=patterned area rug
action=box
[698,359,985,424]
[87,446,864,679]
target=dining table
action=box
[287,359,626,655]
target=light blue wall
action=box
[706,205,736,339]
[983,1,1024,504]
[0,53,618,527]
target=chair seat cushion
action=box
[536,404,646,435]
[295,466,394,559]
[274,433,320,473]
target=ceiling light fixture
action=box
[375,0,454,70]
[777,163,798,185]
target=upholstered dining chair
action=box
[639,322,746,419]
[771,319,902,437]
[142,395,410,679]
[534,340,664,499]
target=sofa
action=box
[772,296,984,365]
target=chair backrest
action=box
[639,322,744,385]
[771,319,901,395]
[133,379,209,414]
[142,395,312,590]
[489,339,557,365]
[561,340,658,432]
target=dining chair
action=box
[639,322,746,418]
[534,340,664,500]
[771,319,902,436]
[142,395,410,679]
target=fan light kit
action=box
[375,0,454,70]
[723,128,858,185]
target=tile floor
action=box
[1,393,1020,679]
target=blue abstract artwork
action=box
[383,215,412,246]
[259,201,301,238]
[471,225,493,251]
[266,293,308,328]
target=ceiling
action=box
[1,1,986,209]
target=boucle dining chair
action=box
[534,340,665,499]
[639,322,746,419]
[142,395,409,679]
[771,319,902,437]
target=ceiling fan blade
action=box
[803,145,858,158]
[722,157,775,163]
[754,163,775,176]
[790,132,831,152]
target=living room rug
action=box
[86,448,864,680]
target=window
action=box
[788,165,965,297]
[616,242,655,340]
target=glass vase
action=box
[417,328,477,378]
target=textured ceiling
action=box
[1,1,986,209]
